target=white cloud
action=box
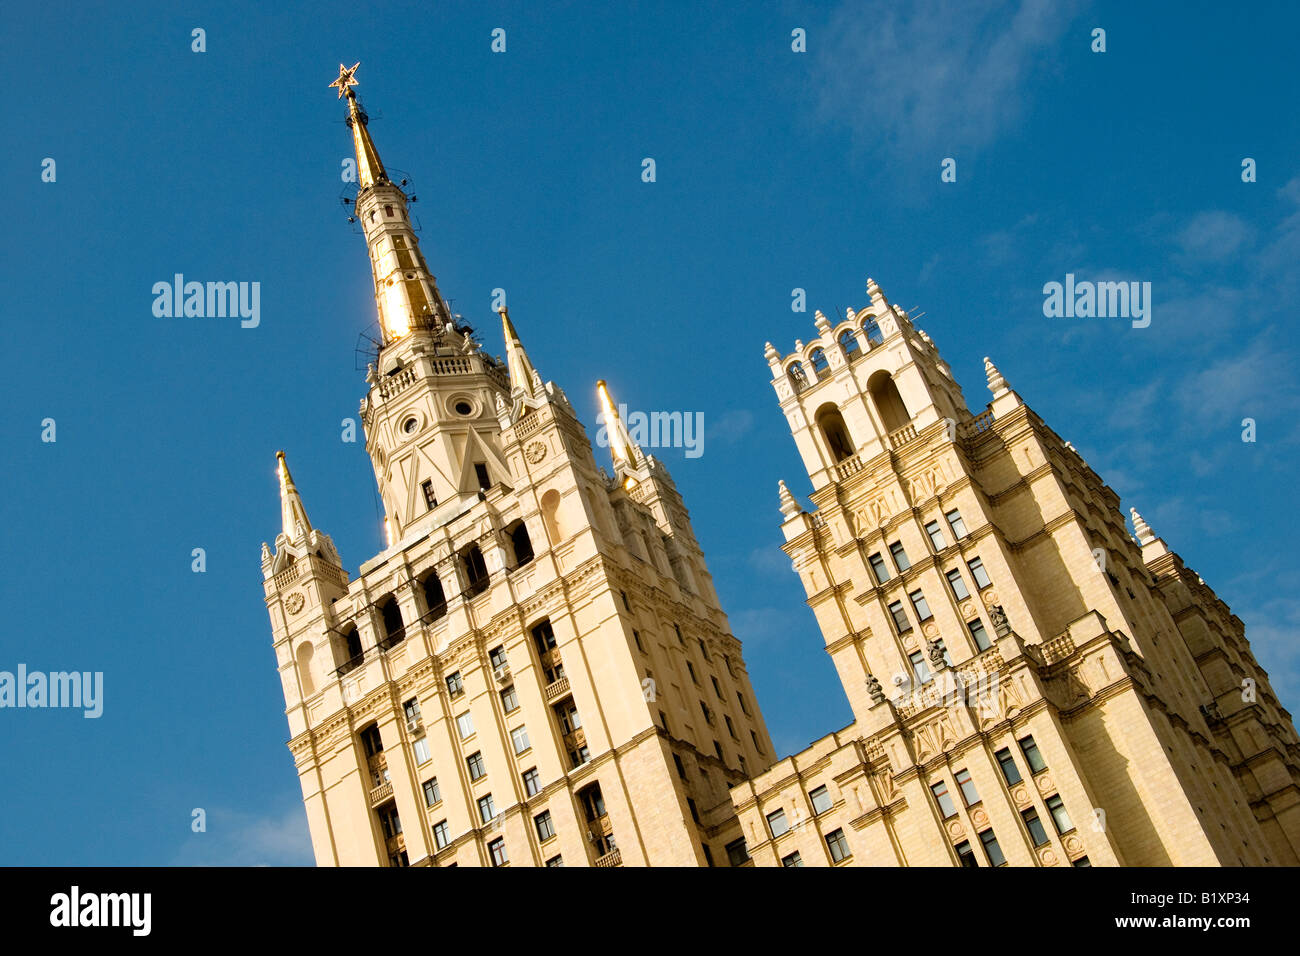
[171,804,314,867]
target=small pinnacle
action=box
[778,479,802,519]
[1131,507,1155,545]
[984,356,1008,396]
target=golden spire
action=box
[277,450,313,541]
[330,62,388,189]
[500,306,540,398]
[597,379,641,470]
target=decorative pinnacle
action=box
[778,480,802,519]
[1130,507,1155,545]
[764,341,780,363]
[984,356,1008,396]
[813,310,832,335]
[329,61,361,99]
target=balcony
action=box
[544,675,571,702]
[385,832,406,856]
[369,780,393,805]
[888,423,919,449]
[834,455,865,481]
[594,847,622,868]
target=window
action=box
[767,808,790,838]
[466,751,486,781]
[500,685,519,712]
[687,798,700,823]
[946,568,970,600]
[462,545,489,595]
[535,810,556,842]
[378,803,402,839]
[422,778,441,807]
[702,845,715,867]
[421,479,436,511]
[868,552,891,585]
[699,700,713,725]
[909,590,933,622]
[421,573,446,620]
[546,855,564,867]
[477,794,496,824]
[360,723,384,758]
[687,661,699,684]
[555,700,582,734]
[511,725,531,755]
[711,676,724,699]
[446,671,463,697]
[737,692,750,716]
[967,556,992,589]
[1022,807,1050,847]
[838,329,860,357]
[863,316,883,345]
[725,715,737,739]
[1046,794,1074,834]
[825,828,851,863]
[810,785,833,815]
[697,638,710,661]
[433,819,451,850]
[620,590,631,611]
[931,781,957,818]
[532,619,557,653]
[782,850,805,867]
[522,767,541,796]
[945,509,968,538]
[489,645,508,671]
[810,348,829,378]
[888,541,911,572]
[1019,735,1047,773]
[888,600,912,634]
[509,521,534,566]
[673,623,684,644]
[955,840,979,867]
[403,698,421,722]
[378,598,405,648]
[456,711,475,739]
[1073,856,1092,868]
[413,737,431,765]
[726,838,750,866]
[751,730,764,754]
[488,837,508,866]
[673,754,687,780]
[474,462,491,490]
[925,520,947,551]
[955,768,980,806]
[633,630,645,653]
[714,740,724,760]
[968,618,992,651]
[979,829,1007,866]
[909,651,931,684]
[995,748,1022,785]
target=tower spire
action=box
[597,379,641,469]
[331,62,388,189]
[500,306,540,399]
[277,450,313,541]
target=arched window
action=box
[788,362,808,392]
[462,545,489,597]
[839,329,860,358]
[815,403,856,463]
[810,349,830,378]
[868,371,911,433]
[378,597,405,649]
[296,642,316,697]
[421,572,446,622]
[862,315,883,346]
[339,625,363,674]
[541,489,563,544]
[508,520,534,568]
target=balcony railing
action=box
[834,454,864,481]
[544,676,570,702]
[369,780,393,805]
[594,848,622,868]
[888,423,919,449]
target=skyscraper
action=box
[261,64,774,867]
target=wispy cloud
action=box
[171,804,314,867]
[810,0,1080,155]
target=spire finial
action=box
[277,450,313,542]
[813,310,831,336]
[330,61,388,189]
[778,480,803,519]
[500,306,541,399]
[1130,507,1155,545]
[984,356,1009,396]
[597,379,640,469]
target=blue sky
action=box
[4,0,1297,864]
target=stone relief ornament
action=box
[525,441,547,463]
[285,592,306,614]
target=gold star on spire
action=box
[329,61,360,99]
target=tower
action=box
[260,64,775,867]
[722,280,1300,867]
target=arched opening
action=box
[541,489,563,545]
[839,329,860,358]
[338,625,363,674]
[462,544,490,597]
[420,571,447,622]
[810,349,829,379]
[378,596,405,649]
[862,314,883,346]
[296,641,316,697]
[507,520,534,568]
[787,361,808,392]
[815,403,856,463]
[868,371,911,433]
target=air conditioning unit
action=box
[493,663,511,682]
[406,716,422,733]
